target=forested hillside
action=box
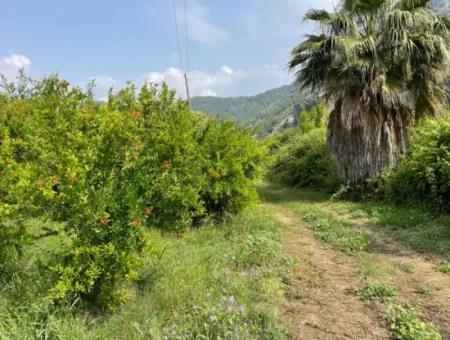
[191,84,317,135]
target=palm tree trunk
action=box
[328,95,410,184]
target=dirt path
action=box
[317,204,450,337]
[262,190,450,339]
[266,204,390,339]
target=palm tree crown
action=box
[290,0,450,117]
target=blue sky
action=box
[0,0,334,98]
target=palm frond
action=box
[289,0,450,117]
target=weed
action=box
[358,282,397,303]
[298,208,370,254]
[386,304,442,340]
[417,287,433,297]
[398,262,415,273]
[438,262,450,274]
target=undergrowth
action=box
[0,207,293,339]
[386,304,442,340]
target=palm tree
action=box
[289,0,450,183]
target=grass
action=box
[0,207,293,339]
[259,184,370,254]
[398,262,415,274]
[292,206,370,254]
[260,182,447,262]
[355,254,396,279]
[331,201,450,260]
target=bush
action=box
[268,128,340,191]
[375,114,450,211]
[0,76,264,308]
[358,282,397,303]
[386,304,442,340]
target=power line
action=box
[171,0,184,71]
[183,0,190,72]
[171,0,191,109]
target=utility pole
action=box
[184,72,191,110]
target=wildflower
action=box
[132,111,141,118]
[229,295,235,304]
[99,214,109,226]
[209,315,217,322]
[131,218,139,226]
[162,159,170,167]
[238,305,246,314]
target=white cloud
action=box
[0,54,31,80]
[140,65,244,98]
[179,0,230,47]
[87,63,292,100]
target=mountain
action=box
[191,84,317,136]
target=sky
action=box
[0,0,335,99]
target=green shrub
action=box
[358,282,397,303]
[268,128,340,191]
[237,232,281,267]
[0,76,264,308]
[375,115,450,211]
[386,304,442,340]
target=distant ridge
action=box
[191,84,317,136]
